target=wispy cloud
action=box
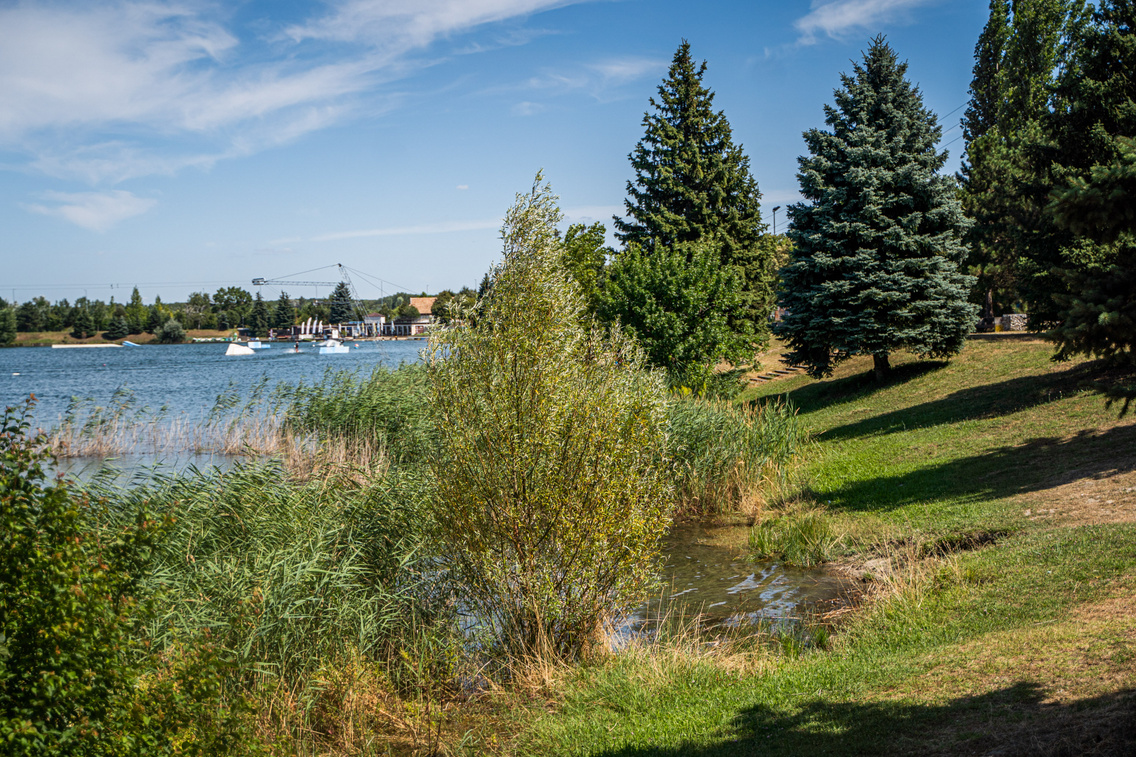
[22,190,157,231]
[507,55,664,102]
[794,0,939,45]
[309,219,501,242]
[0,0,594,184]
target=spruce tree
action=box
[778,38,976,381]
[124,287,147,334]
[272,291,295,331]
[1046,0,1136,366]
[70,307,95,340]
[250,292,269,338]
[328,282,354,324]
[615,41,773,348]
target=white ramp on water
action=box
[225,343,256,356]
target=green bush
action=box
[1,399,264,756]
[155,318,186,344]
[0,399,146,755]
[666,395,805,515]
[427,175,671,659]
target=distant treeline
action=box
[0,282,479,343]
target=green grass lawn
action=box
[521,337,1136,756]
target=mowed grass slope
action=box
[526,336,1136,756]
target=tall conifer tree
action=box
[959,0,1013,321]
[615,41,773,348]
[778,38,975,380]
[1046,0,1136,366]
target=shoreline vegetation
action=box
[8,333,1133,755]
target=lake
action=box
[0,340,425,428]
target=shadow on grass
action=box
[596,682,1135,756]
[817,424,1136,512]
[751,361,950,417]
[817,361,1113,444]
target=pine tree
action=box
[779,38,976,381]
[328,282,354,325]
[250,293,269,338]
[1046,0,1136,367]
[615,41,773,348]
[103,316,130,341]
[124,287,147,334]
[70,307,95,340]
[272,291,295,331]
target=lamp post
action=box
[772,206,782,236]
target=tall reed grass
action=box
[84,460,456,751]
[665,394,806,516]
[281,364,434,463]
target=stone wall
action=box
[1001,313,1029,331]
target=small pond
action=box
[618,519,853,640]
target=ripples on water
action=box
[618,519,851,640]
[0,340,425,427]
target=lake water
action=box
[0,340,425,428]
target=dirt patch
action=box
[882,591,1136,756]
[1020,468,1136,527]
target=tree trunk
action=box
[873,353,890,381]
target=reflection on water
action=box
[619,519,851,639]
[52,453,249,484]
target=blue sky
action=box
[0,0,988,304]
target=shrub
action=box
[426,175,671,660]
[155,318,186,344]
[1,398,265,756]
[0,398,147,755]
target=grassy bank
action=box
[524,336,1136,755]
[9,328,235,346]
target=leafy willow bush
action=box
[427,175,671,659]
[666,395,805,515]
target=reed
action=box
[665,394,807,516]
[749,506,844,567]
[83,459,458,751]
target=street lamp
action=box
[772,206,782,235]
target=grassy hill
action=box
[524,336,1136,756]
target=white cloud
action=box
[794,0,939,44]
[505,55,664,101]
[511,101,545,116]
[309,218,500,242]
[0,0,594,184]
[22,190,157,231]
[285,0,582,48]
[456,184,469,190]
